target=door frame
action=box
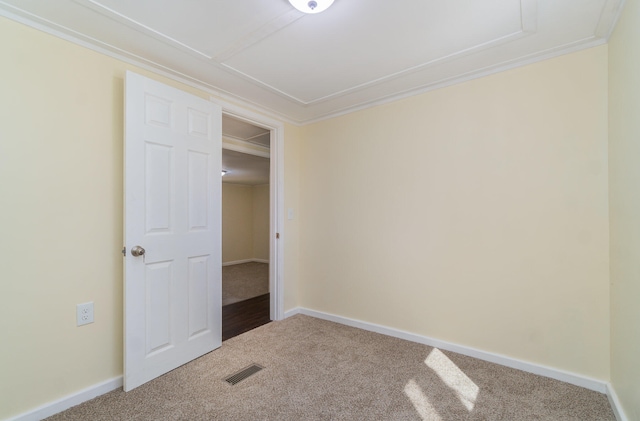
[215,98,285,321]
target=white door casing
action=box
[124,71,222,391]
[218,103,285,322]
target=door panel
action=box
[124,71,222,391]
[145,261,172,354]
[145,143,173,232]
[188,255,210,337]
[188,151,210,230]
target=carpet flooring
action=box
[222,262,269,306]
[46,315,615,421]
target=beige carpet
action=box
[47,315,615,421]
[222,262,269,306]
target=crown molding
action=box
[0,1,621,127]
[220,0,539,106]
[600,0,626,40]
[300,36,607,125]
[0,2,300,126]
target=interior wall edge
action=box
[222,258,269,267]
[8,308,627,421]
[0,9,613,127]
[5,377,122,421]
[0,10,298,127]
[294,39,608,126]
[606,383,630,421]
[290,308,609,394]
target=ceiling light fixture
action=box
[289,0,334,14]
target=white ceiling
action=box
[0,0,624,124]
[222,114,270,148]
[222,115,270,185]
[222,148,270,185]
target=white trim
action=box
[294,308,609,393]
[0,4,298,126]
[219,0,538,107]
[222,258,270,267]
[0,3,620,126]
[597,0,626,40]
[76,0,212,59]
[222,138,270,158]
[220,28,533,106]
[212,9,305,62]
[8,316,628,421]
[222,258,269,266]
[605,0,627,40]
[5,377,122,421]
[284,307,303,318]
[215,99,285,322]
[300,37,607,125]
[222,259,253,266]
[607,383,630,421]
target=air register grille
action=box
[224,364,264,385]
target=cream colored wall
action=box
[299,46,610,380]
[252,184,270,261]
[0,8,620,420]
[221,183,269,264]
[608,0,640,417]
[222,183,254,263]
[0,16,294,419]
[283,123,302,312]
[0,18,137,419]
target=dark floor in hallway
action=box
[222,293,270,341]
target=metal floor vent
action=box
[224,364,264,385]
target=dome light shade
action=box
[288,0,334,14]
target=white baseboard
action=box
[289,307,609,394]
[6,376,122,421]
[222,259,252,266]
[222,258,269,267]
[284,307,302,318]
[606,383,629,421]
[10,310,627,421]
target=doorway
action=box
[217,101,285,325]
[221,114,272,340]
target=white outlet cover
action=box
[76,302,94,326]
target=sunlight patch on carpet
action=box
[404,379,442,421]
[425,348,479,411]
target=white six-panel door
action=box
[124,71,222,391]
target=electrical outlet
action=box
[77,302,94,326]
